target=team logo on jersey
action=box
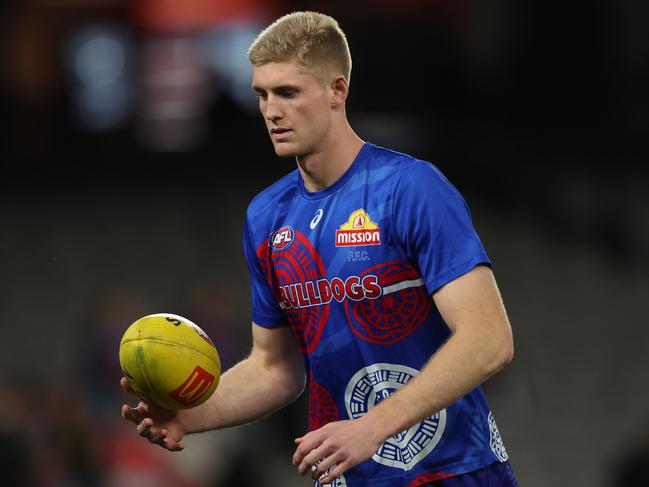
[269,225,294,251]
[278,274,382,310]
[335,209,381,247]
[345,363,446,471]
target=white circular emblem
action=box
[345,363,446,471]
[310,209,324,230]
[488,412,508,461]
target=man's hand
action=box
[120,377,187,451]
[292,418,383,484]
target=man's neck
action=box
[297,125,365,193]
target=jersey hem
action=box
[344,454,502,486]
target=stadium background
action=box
[1,1,648,486]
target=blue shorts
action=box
[424,461,518,487]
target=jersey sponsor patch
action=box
[345,363,446,471]
[335,209,381,247]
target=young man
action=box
[121,11,518,487]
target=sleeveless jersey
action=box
[243,143,509,486]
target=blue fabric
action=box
[243,143,511,486]
[426,461,518,486]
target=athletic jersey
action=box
[243,142,510,487]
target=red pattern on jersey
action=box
[406,471,457,486]
[308,373,339,431]
[256,230,329,353]
[345,260,432,344]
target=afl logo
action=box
[270,226,294,251]
[345,363,446,471]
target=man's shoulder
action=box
[367,143,448,190]
[246,169,300,218]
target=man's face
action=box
[252,61,332,158]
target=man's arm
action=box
[187,323,306,431]
[293,265,514,483]
[122,323,306,450]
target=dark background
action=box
[1,1,648,486]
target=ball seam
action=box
[136,345,159,400]
[121,337,219,366]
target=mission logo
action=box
[335,209,381,247]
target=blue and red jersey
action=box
[243,143,509,486]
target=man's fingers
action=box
[163,441,185,452]
[120,379,185,452]
[318,461,348,485]
[120,378,153,404]
[298,448,321,475]
[162,437,185,452]
[121,404,136,421]
[147,428,167,445]
[128,415,185,451]
[122,403,144,423]
[298,443,335,476]
[137,419,169,446]
[312,454,342,481]
[297,454,314,476]
[120,376,133,393]
[121,400,151,424]
[137,418,153,437]
[292,433,320,466]
[147,427,185,452]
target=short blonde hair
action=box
[248,11,352,86]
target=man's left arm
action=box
[293,264,514,483]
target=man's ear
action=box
[330,75,349,107]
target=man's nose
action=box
[263,96,282,121]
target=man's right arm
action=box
[121,323,305,450]
[184,323,305,432]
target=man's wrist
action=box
[357,403,398,448]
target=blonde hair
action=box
[248,11,352,86]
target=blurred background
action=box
[1,0,648,486]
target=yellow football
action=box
[119,313,221,410]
